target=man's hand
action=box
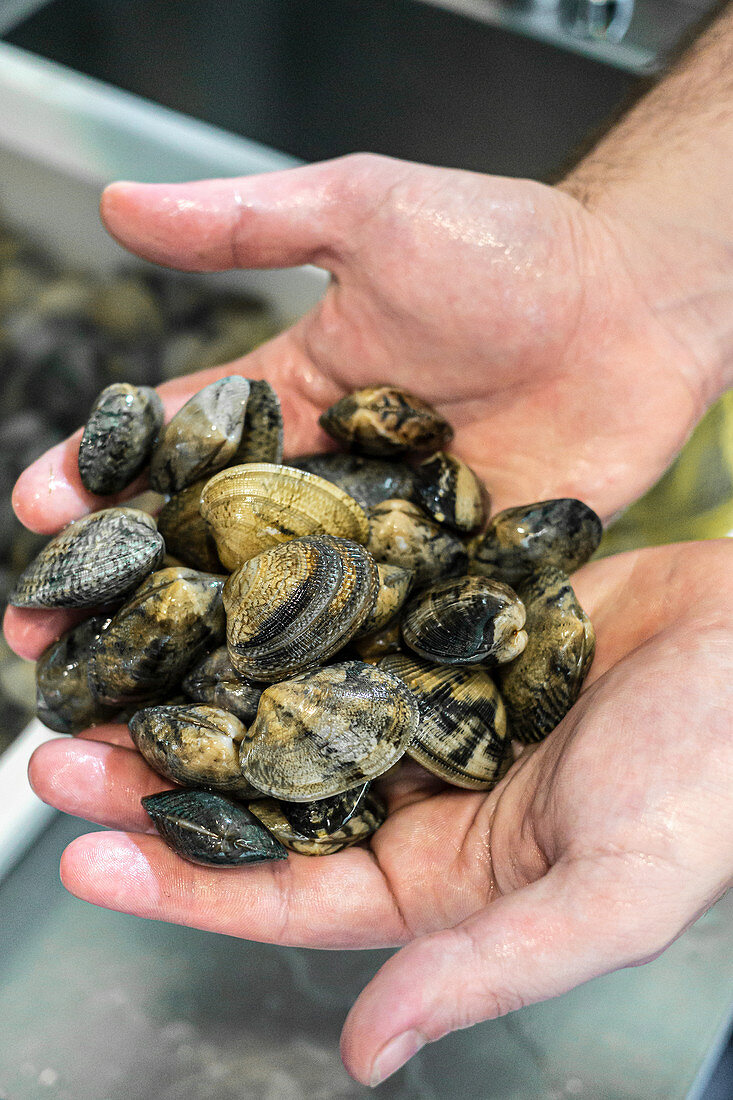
[22,539,733,1085]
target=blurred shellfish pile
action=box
[14,377,602,866]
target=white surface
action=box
[0,720,56,881]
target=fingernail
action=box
[369,1030,426,1087]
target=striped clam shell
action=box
[200,462,370,570]
[156,478,224,574]
[223,535,378,681]
[411,451,488,534]
[36,615,117,734]
[380,653,509,789]
[319,385,452,457]
[248,786,387,856]
[291,452,417,510]
[233,378,284,464]
[355,562,413,637]
[366,499,467,588]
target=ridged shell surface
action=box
[366,499,467,587]
[381,653,508,789]
[36,615,117,734]
[356,562,412,636]
[240,660,419,800]
[248,787,387,855]
[401,575,527,666]
[156,478,224,573]
[182,646,264,724]
[412,451,488,534]
[129,703,262,796]
[9,508,165,608]
[319,386,453,456]
[471,499,603,587]
[291,453,417,509]
[497,566,596,743]
[224,536,378,681]
[233,379,284,464]
[78,383,163,494]
[142,789,287,866]
[150,376,250,493]
[87,567,225,705]
[200,463,370,570]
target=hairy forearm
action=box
[560,3,733,400]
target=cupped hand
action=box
[11,153,719,546]
[25,538,733,1086]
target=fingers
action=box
[100,156,387,272]
[340,860,679,1086]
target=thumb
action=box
[100,154,395,273]
[340,860,678,1087]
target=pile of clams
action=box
[14,380,601,866]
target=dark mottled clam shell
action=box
[233,378,284,464]
[319,386,452,456]
[200,463,370,570]
[290,453,417,509]
[36,615,117,734]
[366,499,467,588]
[496,566,595,743]
[156,478,224,573]
[129,703,263,796]
[248,786,386,855]
[381,653,509,789]
[401,575,527,666]
[9,508,165,608]
[150,376,250,494]
[87,567,225,706]
[470,499,603,587]
[142,789,287,866]
[355,562,413,637]
[182,646,264,724]
[224,536,378,681]
[78,383,164,494]
[240,660,419,800]
[412,451,488,534]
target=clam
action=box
[156,478,224,573]
[240,661,420,800]
[381,653,509,789]
[129,703,263,796]
[149,376,250,493]
[319,385,452,456]
[78,383,164,495]
[223,536,378,681]
[248,786,387,856]
[401,575,527,666]
[366,499,467,587]
[291,453,417,510]
[87,566,225,705]
[200,462,370,570]
[470,499,603,587]
[182,646,264,725]
[142,789,288,866]
[496,566,595,742]
[411,451,488,534]
[36,615,118,734]
[355,562,413,636]
[233,378,284,464]
[351,620,403,664]
[9,508,165,608]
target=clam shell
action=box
[150,376,250,494]
[87,566,225,705]
[156,478,224,573]
[291,453,417,509]
[200,462,370,570]
[496,566,595,743]
[233,378,284,464]
[319,386,453,456]
[412,451,488,534]
[224,536,378,681]
[366,499,467,587]
[401,575,527,666]
[355,562,412,636]
[78,383,164,494]
[129,703,262,796]
[470,499,603,587]
[142,789,287,866]
[182,646,264,724]
[9,508,165,608]
[351,620,403,664]
[248,786,387,856]
[36,615,117,734]
[381,653,508,789]
[240,660,420,800]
